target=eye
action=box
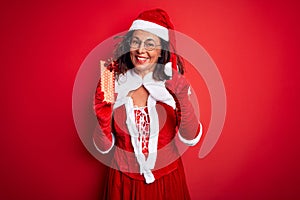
[144,41,155,48]
[131,39,140,46]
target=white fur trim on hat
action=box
[129,19,169,41]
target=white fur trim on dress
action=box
[112,69,177,183]
[114,69,175,110]
[125,96,158,184]
[129,19,169,41]
[178,123,203,146]
[93,133,115,154]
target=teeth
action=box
[137,57,147,61]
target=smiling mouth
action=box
[135,56,148,64]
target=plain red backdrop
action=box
[1,0,299,199]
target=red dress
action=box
[94,70,202,200]
[103,157,190,200]
[103,103,191,200]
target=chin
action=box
[134,64,149,71]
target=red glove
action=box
[93,79,114,153]
[166,72,202,146]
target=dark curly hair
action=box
[113,30,184,81]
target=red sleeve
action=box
[166,73,202,146]
[93,79,114,153]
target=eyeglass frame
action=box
[128,38,162,51]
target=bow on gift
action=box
[103,58,119,72]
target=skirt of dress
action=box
[102,158,191,200]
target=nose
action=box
[137,43,146,53]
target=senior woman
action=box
[93,8,202,200]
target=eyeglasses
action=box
[129,38,161,51]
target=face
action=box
[129,30,161,76]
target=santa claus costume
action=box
[93,9,203,200]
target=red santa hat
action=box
[129,9,177,72]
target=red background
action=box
[1,0,299,199]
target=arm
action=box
[166,73,202,146]
[93,79,115,153]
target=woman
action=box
[93,9,202,200]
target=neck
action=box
[133,68,154,78]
